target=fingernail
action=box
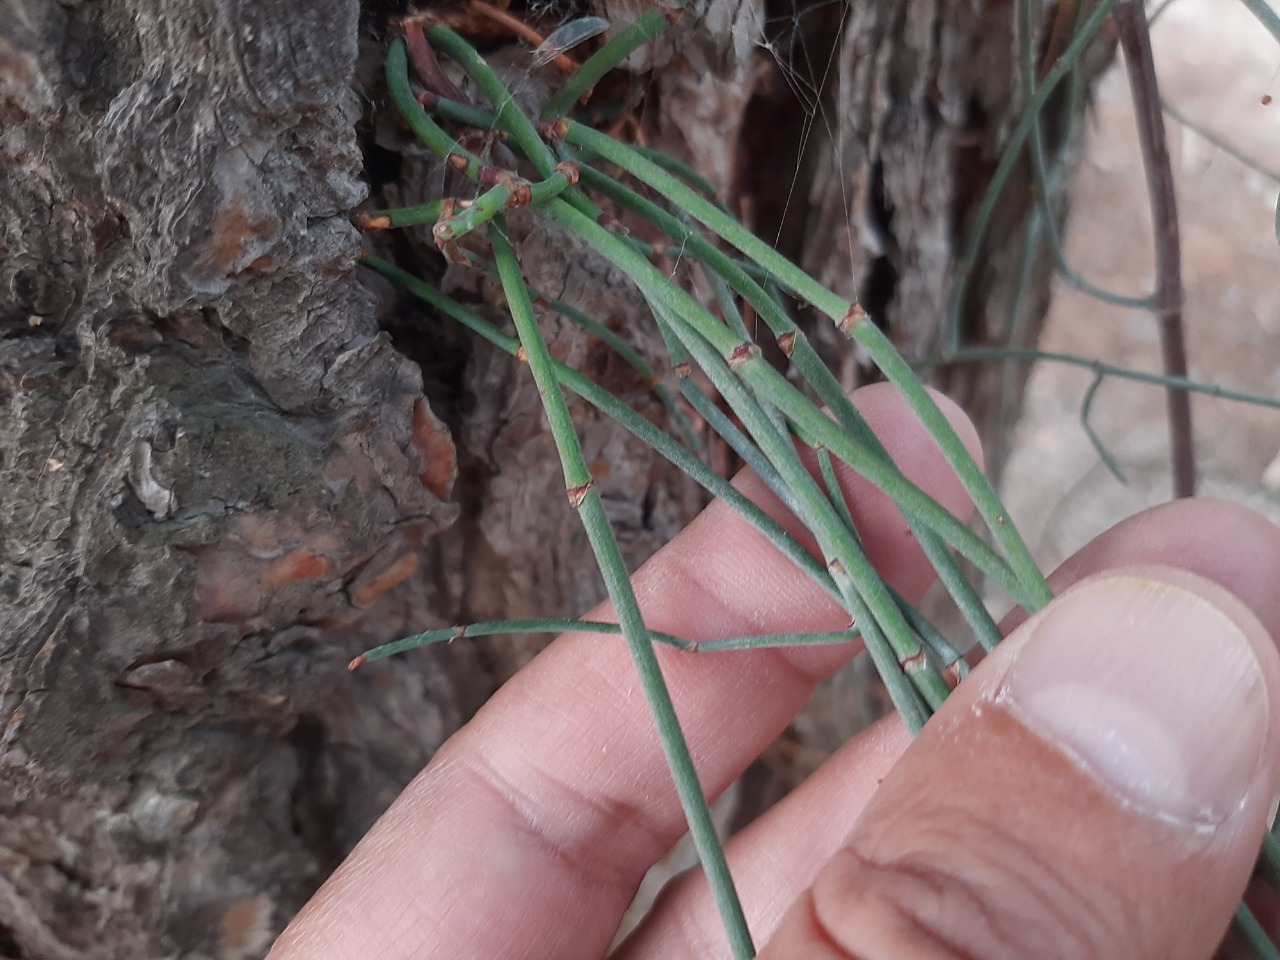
[998,575,1268,828]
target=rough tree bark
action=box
[0,1,1109,956]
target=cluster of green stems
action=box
[351,10,1280,957]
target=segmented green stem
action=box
[425,25,600,220]
[538,197,1035,607]
[1238,0,1280,42]
[434,165,579,241]
[922,348,1280,411]
[559,125,1049,611]
[571,158,1000,646]
[353,618,859,663]
[1234,902,1280,960]
[490,221,753,958]
[945,0,1120,347]
[540,7,679,120]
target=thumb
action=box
[761,568,1280,960]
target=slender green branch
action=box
[1238,0,1280,43]
[1234,902,1280,960]
[632,143,722,200]
[844,315,1053,609]
[556,130,1047,609]
[563,122,850,319]
[490,221,753,959]
[542,296,700,451]
[541,196,1036,607]
[541,7,678,120]
[386,38,487,168]
[351,617,862,664]
[1162,99,1280,183]
[356,200,445,230]
[651,300,941,726]
[1016,0,1156,311]
[1081,371,1129,483]
[425,25,600,221]
[946,0,1119,349]
[922,347,1280,410]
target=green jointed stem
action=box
[678,385,794,512]
[386,39,486,167]
[813,447,967,675]
[359,254,844,609]
[573,159,1001,648]
[648,299,946,725]
[539,197,1035,608]
[1162,99,1280,184]
[923,348,1280,411]
[424,26,600,221]
[817,447,858,536]
[359,199,445,229]
[945,0,1119,348]
[451,244,701,452]
[565,122,849,317]
[355,618,859,663]
[540,7,677,120]
[419,92,501,131]
[434,166,579,242]
[559,128,1047,611]
[541,295,700,451]
[631,143,721,200]
[1238,0,1280,43]
[1082,371,1129,483]
[433,183,512,240]
[489,222,754,960]
[848,316,1053,610]
[1016,0,1155,311]
[1234,902,1280,960]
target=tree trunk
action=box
[0,1,1108,956]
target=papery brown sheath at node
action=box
[566,480,596,508]
[538,117,571,140]
[776,330,797,357]
[838,303,868,336]
[900,649,929,675]
[727,342,760,369]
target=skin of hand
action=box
[268,383,1280,960]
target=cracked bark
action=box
[1,0,1108,955]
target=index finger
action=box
[267,383,981,960]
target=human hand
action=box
[268,384,1280,959]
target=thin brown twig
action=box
[1114,0,1195,498]
[467,0,578,73]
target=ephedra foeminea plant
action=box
[350,6,1280,957]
